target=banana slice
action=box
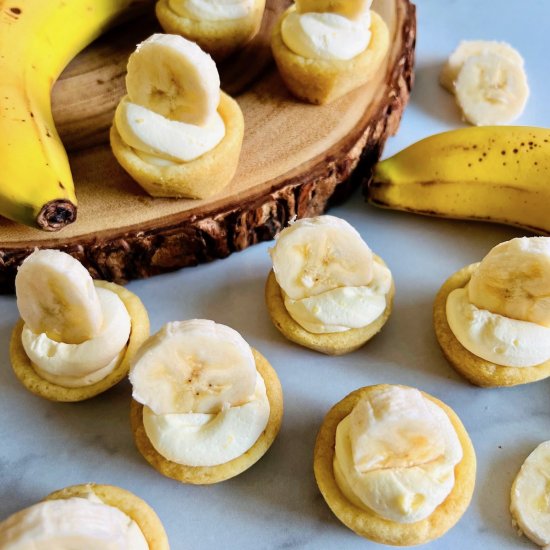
[125,33,220,127]
[295,0,371,20]
[270,215,373,301]
[510,440,550,548]
[454,52,529,126]
[468,237,550,327]
[15,249,102,345]
[440,40,524,93]
[129,319,257,415]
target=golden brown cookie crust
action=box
[433,263,550,387]
[130,349,283,484]
[155,0,265,60]
[9,280,150,402]
[313,384,476,546]
[110,92,244,199]
[264,256,394,355]
[46,483,169,550]
[271,8,390,105]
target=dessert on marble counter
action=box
[271,0,390,104]
[0,483,168,550]
[110,33,244,199]
[129,319,283,484]
[510,441,550,549]
[155,0,266,60]
[434,237,550,387]
[314,384,476,546]
[265,215,394,355]
[9,249,149,402]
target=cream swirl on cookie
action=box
[130,320,270,467]
[0,493,148,550]
[333,386,463,523]
[168,0,254,21]
[270,215,392,334]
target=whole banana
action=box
[0,0,142,231]
[368,126,550,234]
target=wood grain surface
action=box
[0,0,416,291]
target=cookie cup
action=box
[130,349,283,484]
[271,8,390,105]
[264,256,394,355]
[110,92,244,199]
[156,0,266,60]
[46,483,169,550]
[314,384,476,546]
[434,263,550,387]
[9,280,150,402]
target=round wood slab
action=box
[0,0,415,291]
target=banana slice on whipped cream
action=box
[314,384,476,545]
[110,33,244,199]
[511,441,550,549]
[129,320,277,470]
[446,237,550,368]
[0,484,168,550]
[269,215,393,334]
[13,250,132,392]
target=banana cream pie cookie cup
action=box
[265,215,394,355]
[110,33,244,199]
[271,0,389,104]
[156,0,266,60]
[314,384,476,546]
[510,441,550,548]
[9,249,149,402]
[0,483,169,549]
[434,237,550,387]
[129,319,283,484]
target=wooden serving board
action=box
[0,0,415,291]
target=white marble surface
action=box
[1,0,550,548]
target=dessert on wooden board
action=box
[265,215,394,355]
[110,33,244,199]
[129,320,283,484]
[9,249,149,401]
[314,384,476,546]
[0,483,169,549]
[271,0,390,104]
[434,237,550,387]
[156,0,266,60]
[0,0,416,291]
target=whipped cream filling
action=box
[21,287,131,388]
[143,372,269,466]
[168,0,253,21]
[115,96,225,165]
[446,286,550,368]
[333,387,463,523]
[0,493,148,550]
[284,260,392,333]
[281,9,371,60]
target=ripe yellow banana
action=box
[368,126,550,234]
[0,0,143,231]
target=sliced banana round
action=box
[440,40,524,93]
[468,237,550,327]
[454,52,529,126]
[270,215,373,301]
[510,440,550,547]
[295,0,371,20]
[168,0,254,21]
[125,33,220,127]
[129,319,257,415]
[15,249,102,345]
